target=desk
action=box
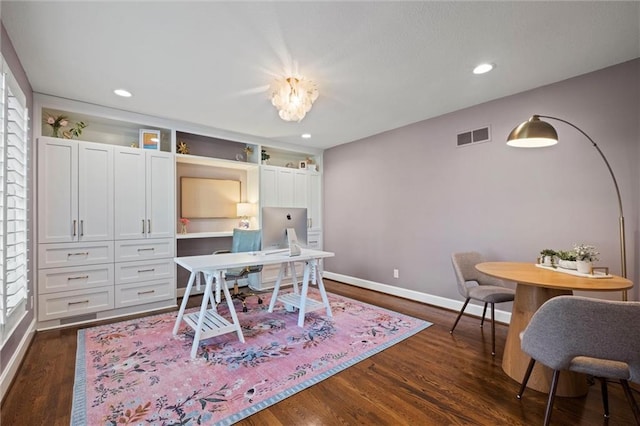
[173,248,335,358]
[476,262,633,397]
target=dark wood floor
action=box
[2,280,638,425]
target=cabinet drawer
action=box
[38,264,114,295]
[38,286,114,321]
[115,279,175,308]
[38,241,114,269]
[115,238,175,262]
[115,259,175,285]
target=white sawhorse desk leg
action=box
[268,258,333,327]
[173,270,196,336]
[311,259,332,318]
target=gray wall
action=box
[323,59,640,303]
[1,22,35,374]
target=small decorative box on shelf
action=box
[535,264,612,279]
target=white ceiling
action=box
[3,1,639,150]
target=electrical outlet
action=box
[393,269,399,279]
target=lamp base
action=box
[239,218,250,229]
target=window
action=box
[0,56,29,344]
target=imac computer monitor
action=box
[261,207,308,250]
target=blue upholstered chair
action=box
[215,228,263,312]
[517,296,640,425]
[450,252,515,356]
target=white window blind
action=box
[1,57,29,342]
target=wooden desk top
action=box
[476,262,633,292]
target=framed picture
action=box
[299,160,307,169]
[140,129,161,150]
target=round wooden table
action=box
[476,262,633,397]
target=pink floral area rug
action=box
[71,289,432,425]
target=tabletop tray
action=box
[535,263,612,279]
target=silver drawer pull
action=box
[137,248,155,252]
[67,275,89,280]
[138,290,155,295]
[67,252,89,257]
[68,300,89,305]
[137,268,155,273]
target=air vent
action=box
[456,125,491,147]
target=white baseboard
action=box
[323,271,512,325]
[1,318,36,403]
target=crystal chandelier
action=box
[270,76,319,122]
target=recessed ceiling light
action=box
[473,63,495,75]
[301,133,311,139]
[114,89,132,97]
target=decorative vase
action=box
[558,260,577,270]
[576,260,592,274]
[180,224,188,234]
[541,256,556,267]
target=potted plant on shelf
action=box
[539,249,558,267]
[573,243,599,274]
[557,250,578,270]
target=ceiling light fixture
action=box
[114,89,132,97]
[270,76,319,122]
[301,133,311,139]
[473,63,494,75]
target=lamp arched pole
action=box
[535,115,627,298]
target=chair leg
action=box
[517,358,536,399]
[599,377,610,418]
[490,303,496,356]
[543,370,561,426]
[480,302,488,328]
[450,298,471,334]
[620,379,640,424]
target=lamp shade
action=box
[236,203,255,217]
[507,115,558,148]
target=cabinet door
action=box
[308,172,322,230]
[114,147,146,240]
[38,137,78,243]
[146,151,175,239]
[260,166,278,207]
[293,170,308,209]
[277,168,295,207]
[78,142,114,241]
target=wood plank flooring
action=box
[2,279,638,425]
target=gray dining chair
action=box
[450,252,515,356]
[517,295,640,425]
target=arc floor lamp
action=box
[507,115,627,300]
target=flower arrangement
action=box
[45,114,87,139]
[573,243,599,262]
[179,218,190,234]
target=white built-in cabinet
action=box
[114,147,175,240]
[37,138,175,325]
[260,165,322,232]
[37,137,114,243]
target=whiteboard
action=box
[180,177,240,218]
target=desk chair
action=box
[214,228,263,312]
[517,296,640,426]
[450,252,515,356]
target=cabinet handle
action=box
[137,248,155,252]
[67,252,89,257]
[80,220,84,236]
[137,290,155,295]
[137,268,155,273]
[142,219,145,234]
[73,220,77,237]
[68,300,89,305]
[67,275,89,280]
[147,219,151,234]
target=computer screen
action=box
[261,207,308,250]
